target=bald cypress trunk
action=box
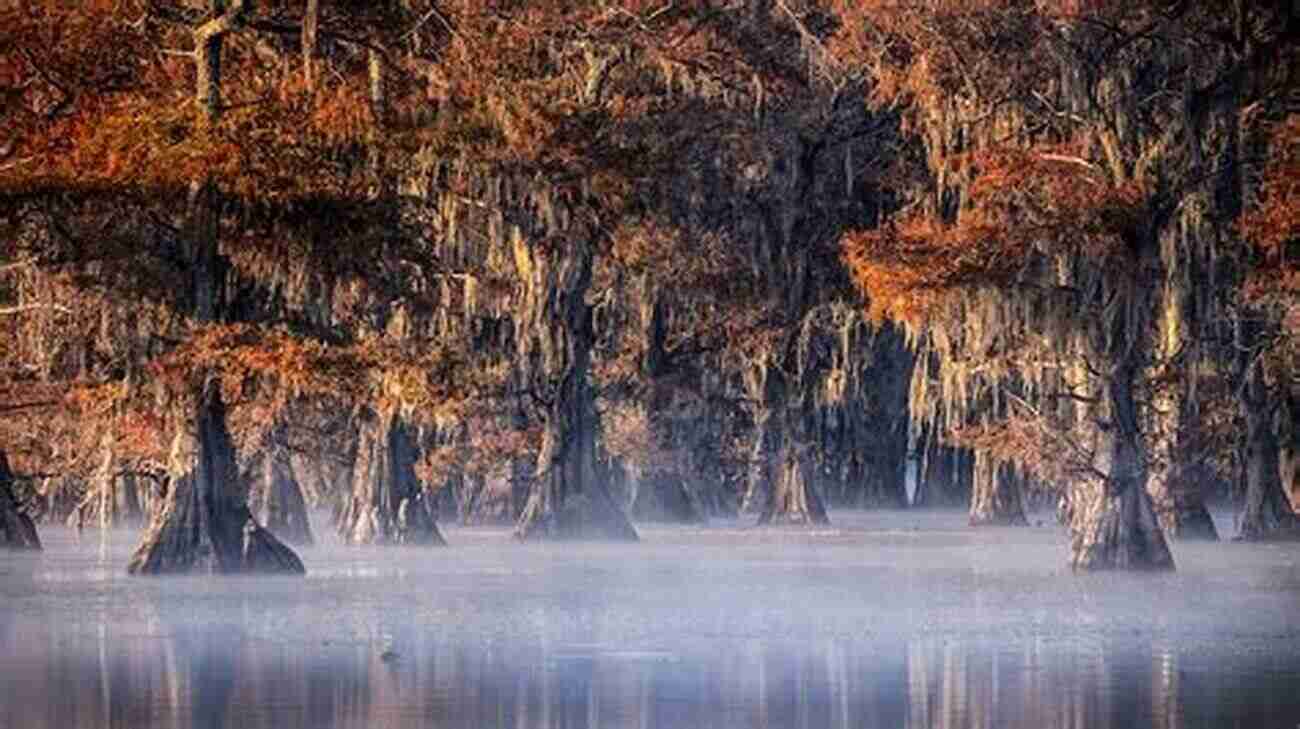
[968,451,1027,527]
[512,234,636,541]
[128,384,304,574]
[755,439,829,526]
[1237,373,1300,540]
[253,425,314,546]
[338,409,445,545]
[0,450,40,550]
[742,397,829,525]
[1069,362,1175,571]
[516,387,637,541]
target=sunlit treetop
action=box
[842,147,1148,325]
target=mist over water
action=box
[2,510,1299,729]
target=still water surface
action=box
[2,510,1299,729]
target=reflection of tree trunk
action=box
[1238,373,1300,540]
[0,450,40,550]
[128,383,305,574]
[181,627,243,729]
[968,451,1027,527]
[338,409,445,545]
[1068,363,1175,571]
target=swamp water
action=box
[1,510,1298,729]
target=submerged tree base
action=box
[969,511,1029,527]
[128,386,305,576]
[128,498,306,575]
[968,454,1028,527]
[1235,512,1300,542]
[0,451,41,550]
[1168,504,1220,541]
[1069,483,1175,572]
[515,491,639,542]
[337,411,446,546]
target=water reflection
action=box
[3,613,1298,729]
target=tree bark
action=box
[755,441,829,526]
[741,364,830,526]
[512,232,636,541]
[337,409,446,545]
[0,450,40,550]
[516,396,639,541]
[968,450,1028,527]
[1147,453,1220,541]
[128,384,305,575]
[627,468,706,523]
[194,0,250,125]
[1237,374,1300,540]
[252,426,314,546]
[913,440,972,508]
[1068,364,1175,571]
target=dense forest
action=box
[1,0,1297,573]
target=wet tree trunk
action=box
[0,450,40,550]
[968,450,1027,526]
[512,232,636,541]
[253,425,314,546]
[1068,362,1175,571]
[626,464,706,523]
[128,383,305,574]
[1237,373,1300,540]
[337,409,445,545]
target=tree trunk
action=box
[1068,366,1175,571]
[0,450,40,550]
[741,360,830,525]
[254,427,314,546]
[128,384,305,575]
[1147,455,1219,540]
[1237,375,1300,540]
[337,409,445,545]
[755,441,829,526]
[512,231,636,541]
[740,405,778,516]
[302,0,319,91]
[968,450,1028,526]
[913,441,971,508]
[1148,286,1218,540]
[627,468,706,523]
[516,399,638,541]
